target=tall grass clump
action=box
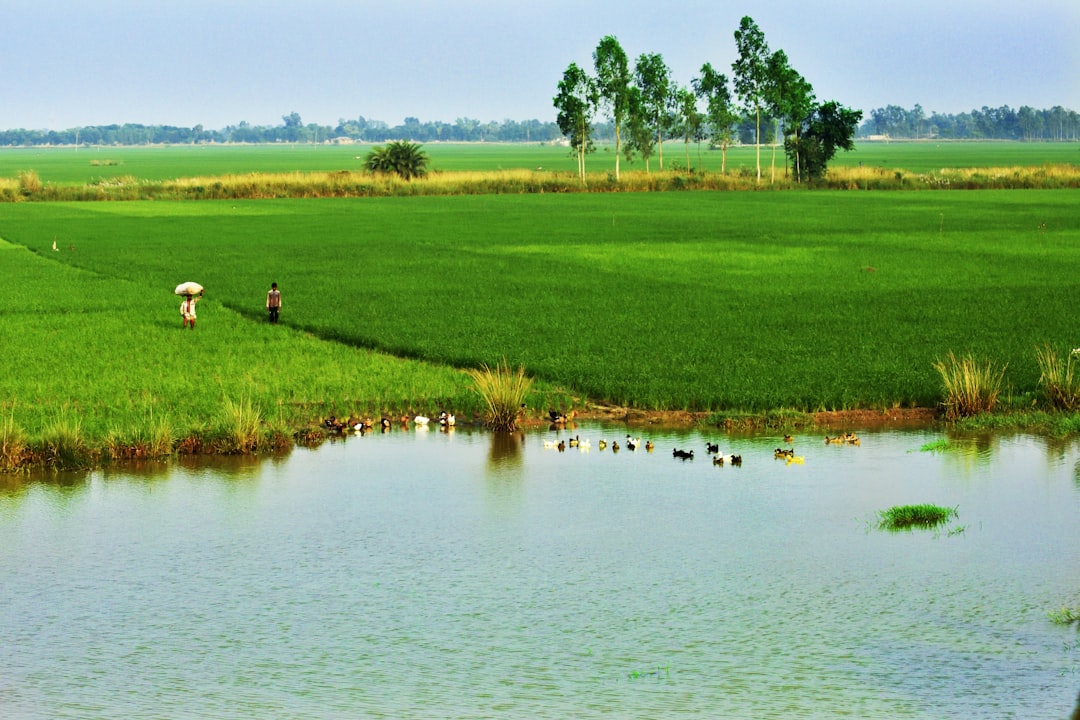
[17,170,42,197]
[877,504,957,531]
[1034,344,1080,411]
[104,414,176,460]
[39,408,92,469]
[933,351,1006,419]
[214,395,264,454]
[467,359,532,432]
[0,408,29,472]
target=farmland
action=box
[0,146,1078,455]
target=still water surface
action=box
[1,425,1078,718]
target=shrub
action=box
[933,351,1006,419]
[467,359,532,432]
[1034,344,1080,411]
[17,170,42,196]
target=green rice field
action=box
[1,140,1077,184]
[2,183,1079,444]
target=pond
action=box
[1,424,1078,719]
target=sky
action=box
[2,0,1077,131]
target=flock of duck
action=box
[542,429,861,467]
[323,411,457,434]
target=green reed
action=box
[933,352,1007,419]
[467,359,533,432]
[877,504,958,531]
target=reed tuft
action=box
[877,504,957,531]
[1034,344,1080,411]
[0,407,29,472]
[215,395,264,454]
[932,351,1006,419]
[467,359,532,432]
[40,408,92,469]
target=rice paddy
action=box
[1,142,1079,466]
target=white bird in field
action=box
[52,239,59,251]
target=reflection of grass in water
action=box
[877,504,958,531]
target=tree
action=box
[674,86,703,171]
[363,140,429,180]
[553,62,598,182]
[792,101,862,180]
[594,36,632,181]
[693,63,738,174]
[732,16,770,183]
[633,52,674,171]
[765,50,815,182]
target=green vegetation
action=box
[1035,344,1080,411]
[362,140,430,180]
[877,504,958,531]
[1049,606,1080,627]
[933,352,1007,419]
[919,439,952,453]
[467,359,533,432]
[1,141,1080,469]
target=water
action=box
[1,425,1078,719]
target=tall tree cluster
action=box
[553,17,864,182]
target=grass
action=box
[877,504,958,531]
[1049,606,1080,627]
[1035,344,1080,411]
[933,352,1007,419]
[467,359,533,432]
[1,141,1076,184]
[1,144,1080,468]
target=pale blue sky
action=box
[2,0,1077,131]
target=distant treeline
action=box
[857,104,1080,141]
[2,103,1077,147]
[0,113,565,147]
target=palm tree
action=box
[363,140,429,180]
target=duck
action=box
[568,435,580,448]
[577,438,591,451]
[729,454,743,466]
[548,409,575,424]
[673,448,694,460]
[774,447,794,459]
[598,439,608,451]
[706,442,719,454]
[557,440,566,452]
[645,440,654,452]
[712,454,725,466]
[380,417,392,430]
[612,441,620,453]
[786,455,805,464]
[626,435,640,451]
[544,439,557,449]
[438,411,456,427]
[414,415,430,425]
[783,435,794,444]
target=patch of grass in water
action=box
[1049,606,1080,627]
[877,504,958,531]
[918,438,952,453]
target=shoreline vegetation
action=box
[2,143,1080,473]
